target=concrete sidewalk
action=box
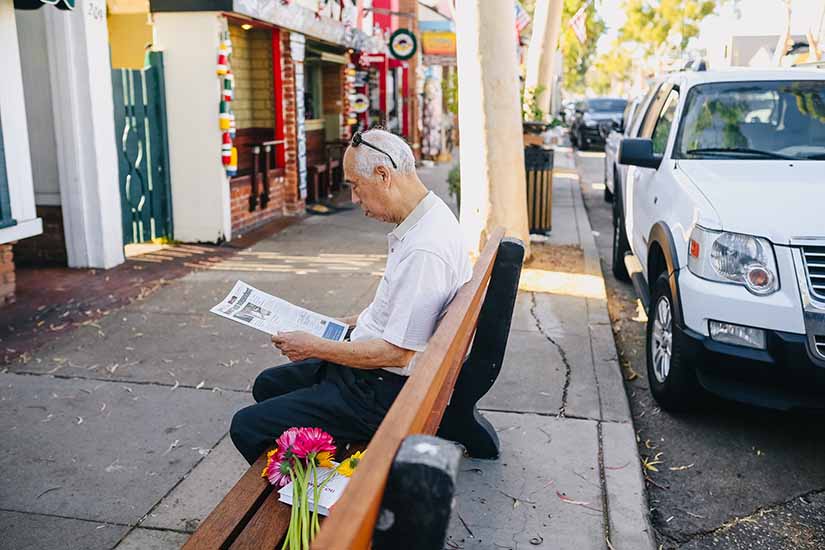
[1,152,653,550]
[443,146,654,550]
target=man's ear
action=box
[374,165,391,186]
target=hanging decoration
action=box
[229,111,237,140]
[217,29,235,177]
[219,100,232,130]
[223,71,234,101]
[222,132,233,165]
[226,147,238,177]
[344,62,359,131]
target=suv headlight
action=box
[687,226,779,296]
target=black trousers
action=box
[230,359,407,464]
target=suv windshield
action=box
[588,99,627,113]
[674,80,825,160]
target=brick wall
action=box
[229,24,275,129]
[12,206,68,267]
[227,27,304,235]
[230,173,287,236]
[281,31,303,214]
[0,244,15,304]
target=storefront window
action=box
[304,61,323,122]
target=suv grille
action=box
[815,336,825,360]
[801,245,825,301]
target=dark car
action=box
[570,97,628,150]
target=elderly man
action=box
[230,129,471,464]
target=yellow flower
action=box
[337,451,365,477]
[261,448,279,478]
[316,451,334,468]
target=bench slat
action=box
[310,228,505,549]
[229,490,292,550]
[182,453,272,550]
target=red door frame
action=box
[271,28,285,168]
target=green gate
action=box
[112,52,173,245]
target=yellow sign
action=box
[421,32,456,56]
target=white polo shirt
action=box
[350,191,472,376]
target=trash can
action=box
[524,145,553,234]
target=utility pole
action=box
[525,0,564,120]
[455,0,531,258]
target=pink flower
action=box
[276,427,302,456]
[292,427,336,459]
[265,455,293,487]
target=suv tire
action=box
[646,273,701,411]
[611,180,630,281]
[603,161,613,202]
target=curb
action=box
[558,144,658,550]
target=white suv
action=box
[613,68,825,411]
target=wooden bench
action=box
[183,228,524,549]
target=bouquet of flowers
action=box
[262,427,364,550]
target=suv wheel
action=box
[603,161,613,202]
[611,182,630,281]
[646,273,700,411]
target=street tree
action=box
[455,0,532,259]
[588,0,718,95]
[525,0,564,120]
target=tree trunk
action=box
[455,0,531,259]
[525,0,564,120]
[773,0,793,66]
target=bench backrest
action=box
[310,227,506,549]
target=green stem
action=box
[311,459,319,538]
[294,459,308,550]
[312,469,336,536]
[285,465,299,550]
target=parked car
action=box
[560,100,577,127]
[570,97,627,150]
[603,96,642,203]
[613,68,825,411]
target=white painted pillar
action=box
[153,13,232,243]
[525,0,564,119]
[455,0,531,257]
[0,0,42,244]
[44,0,124,268]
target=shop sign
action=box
[421,31,456,56]
[350,94,369,114]
[359,54,385,66]
[388,29,417,60]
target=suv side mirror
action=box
[619,138,661,169]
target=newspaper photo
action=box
[210,281,348,341]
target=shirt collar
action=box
[390,191,439,241]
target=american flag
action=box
[569,4,588,45]
[515,1,531,34]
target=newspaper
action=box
[210,281,348,341]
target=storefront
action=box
[419,18,456,162]
[4,0,125,305]
[149,0,385,239]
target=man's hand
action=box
[271,331,323,362]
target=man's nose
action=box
[351,188,360,204]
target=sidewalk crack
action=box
[529,292,572,417]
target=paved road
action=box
[573,148,825,550]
